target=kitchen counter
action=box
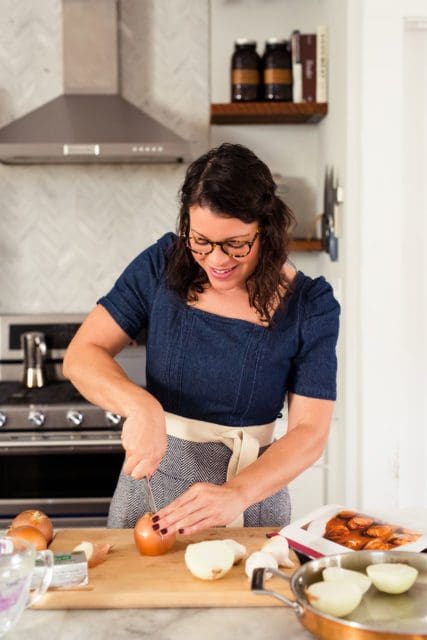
[7,607,312,640]
[5,508,427,639]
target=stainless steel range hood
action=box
[0,0,190,164]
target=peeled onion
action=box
[222,539,247,563]
[11,509,53,544]
[7,525,48,551]
[262,537,294,568]
[323,566,372,594]
[245,551,278,581]
[73,541,112,568]
[366,562,418,594]
[185,540,235,580]
[134,512,176,556]
[306,580,363,617]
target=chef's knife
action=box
[142,475,157,514]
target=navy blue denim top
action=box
[98,233,340,427]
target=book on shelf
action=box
[316,24,329,103]
[290,30,302,103]
[300,33,316,103]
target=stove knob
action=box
[105,411,122,426]
[66,410,84,427]
[28,410,45,428]
[0,412,7,428]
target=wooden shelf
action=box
[211,102,327,125]
[289,238,323,253]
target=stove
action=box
[0,313,146,527]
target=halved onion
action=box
[323,566,372,594]
[245,551,278,580]
[185,540,235,580]
[366,562,418,594]
[306,580,363,617]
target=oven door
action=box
[0,432,125,528]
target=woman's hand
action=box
[121,397,167,480]
[151,482,247,535]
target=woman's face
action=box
[188,205,261,292]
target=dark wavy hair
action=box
[166,143,295,324]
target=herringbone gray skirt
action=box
[107,435,291,528]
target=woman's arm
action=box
[63,304,167,478]
[153,393,334,534]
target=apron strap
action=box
[164,412,276,527]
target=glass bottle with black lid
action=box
[231,39,261,102]
[263,37,292,101]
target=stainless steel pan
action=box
[251,550,427,639]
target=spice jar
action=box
[263,38,292,101]
[231,39,261,102]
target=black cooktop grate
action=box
[0,381,86,405]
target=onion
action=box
[185,540,235,580]
[222,539,247,563]
[134,512,176,556]
[11,509,53,544]
[366,562,418,594]
[245,551,278,580]
[323,566,372,594]
[7,525,48,551]
[306,580,363,617]
[262,537,294,568]
[73,541,111,568]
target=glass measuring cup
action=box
[0,536,53,637]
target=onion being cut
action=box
[134,512,176,556]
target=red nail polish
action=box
[152,523,160,531]
[152,515,160,523]
[160,528,168,535]
[178,528,185,534]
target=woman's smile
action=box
[188,204,260,291]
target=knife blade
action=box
[142,475,157,514]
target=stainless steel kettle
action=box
[21,331,47,388]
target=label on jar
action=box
[264,68,292,84]
[232,69,260,85]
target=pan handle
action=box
[251,567,303,615]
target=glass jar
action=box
[263,37,292,102]
[231,39,261,102]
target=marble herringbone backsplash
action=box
[0,0,209,313]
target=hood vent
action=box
[0,0,190,164]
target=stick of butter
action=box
[31,550,88,589]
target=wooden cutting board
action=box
[34,527,299,609]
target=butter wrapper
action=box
[31,550,88,589]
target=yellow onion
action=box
[11,509,53,544]
[7,525,48,551]
[134,512,176,556]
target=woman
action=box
[63,143,340,535]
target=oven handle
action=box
[0,438,123,453]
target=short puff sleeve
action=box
[287,276,340,400]
[97,232,175,339]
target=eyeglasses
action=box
[185,229,260,258]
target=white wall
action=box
[347,0,427,511]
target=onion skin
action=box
[7,525,48,551]
[134,512,176,556]
[11,510,54,544]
